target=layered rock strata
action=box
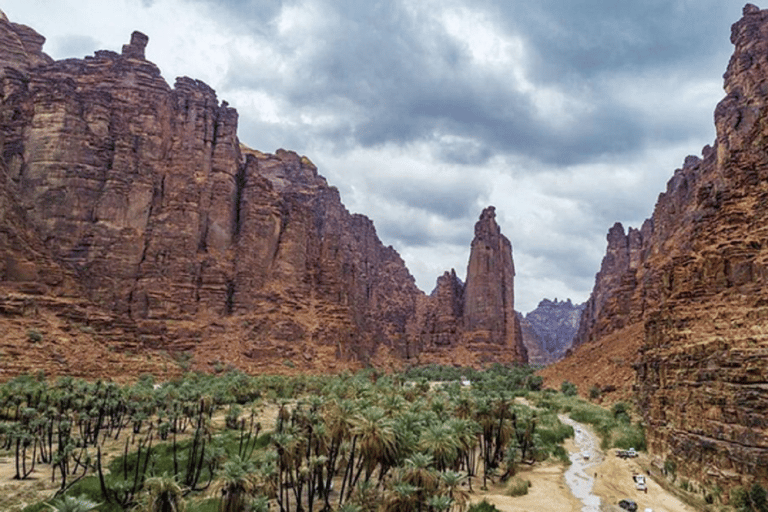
[573,3,768,492]
[0,15,528,377]
[418,207,527,366]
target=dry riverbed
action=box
[470,417,697,512]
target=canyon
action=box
[0,11,528,380]
[547,2,768,494]
[3,1,768,498]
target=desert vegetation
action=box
[0,365,653,512]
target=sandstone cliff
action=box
[0,16,527,378]
[417,207,527,366]
[567,3,768,492]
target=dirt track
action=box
[470,419,697,512]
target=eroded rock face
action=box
[0,20,425,372]
[419,207,527,365]
[574,4,768,491]
[0,17,528,376]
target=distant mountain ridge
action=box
[520,299,584,365]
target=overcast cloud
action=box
[1,0,751,312]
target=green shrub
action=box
[27,330,43,343]
[611,422,646,451]
[731,483,768,512]
[506,477,530,497]
[611,402,631,423]
[560,381,578,396]
[225,404,242,430]
[527,375,544,391]
[468,499,501,512]
[552,444,571,464]
[588,386,601,400]
[664,457,677,478]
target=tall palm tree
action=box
[348,406,396,490]
[401,453,439,512]
[419,424,459,472]
[447,418,479,478]
[440,471,469,512]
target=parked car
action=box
[616,448,639,459]
[618,499,638,511]
[633,474,647,491]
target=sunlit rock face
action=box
[574,3,768,492]
[0,15,528,378]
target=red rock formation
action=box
[419,207,527,365]
[572,3,768,492]
[0,16,528,377]
[0,10,52,74]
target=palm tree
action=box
[427,495,453,512]
[216,456,259,512]
[401,453,439,511]
[381,482,419,512]
[137,474,186,512]
[346,479,382,512]
[348,406,396,491]
[447,418,479,478]
[44,495,100,512]
[440,471,469,512]
[419,424,459,472]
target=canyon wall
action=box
[574,3,768,491]
[0,14,526,377]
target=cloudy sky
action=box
[2,0,752,312]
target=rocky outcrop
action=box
[418,207,527,365]
[0,10,52,75]
[573,3,768,492]
[0,16,528,377]
[574,222,648,347]
[522,298,584,365]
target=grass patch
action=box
[530,391,646,452]
[468,499,502,511]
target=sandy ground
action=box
[593,452,697,512]
[469,462,584,512]
[470,418,698,512]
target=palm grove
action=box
[0,365,644,512]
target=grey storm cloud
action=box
[377,214,474,249]
[479,0,737,79]
[376,177,488,221]
[50,35,100,59]
[212,0,738,168]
